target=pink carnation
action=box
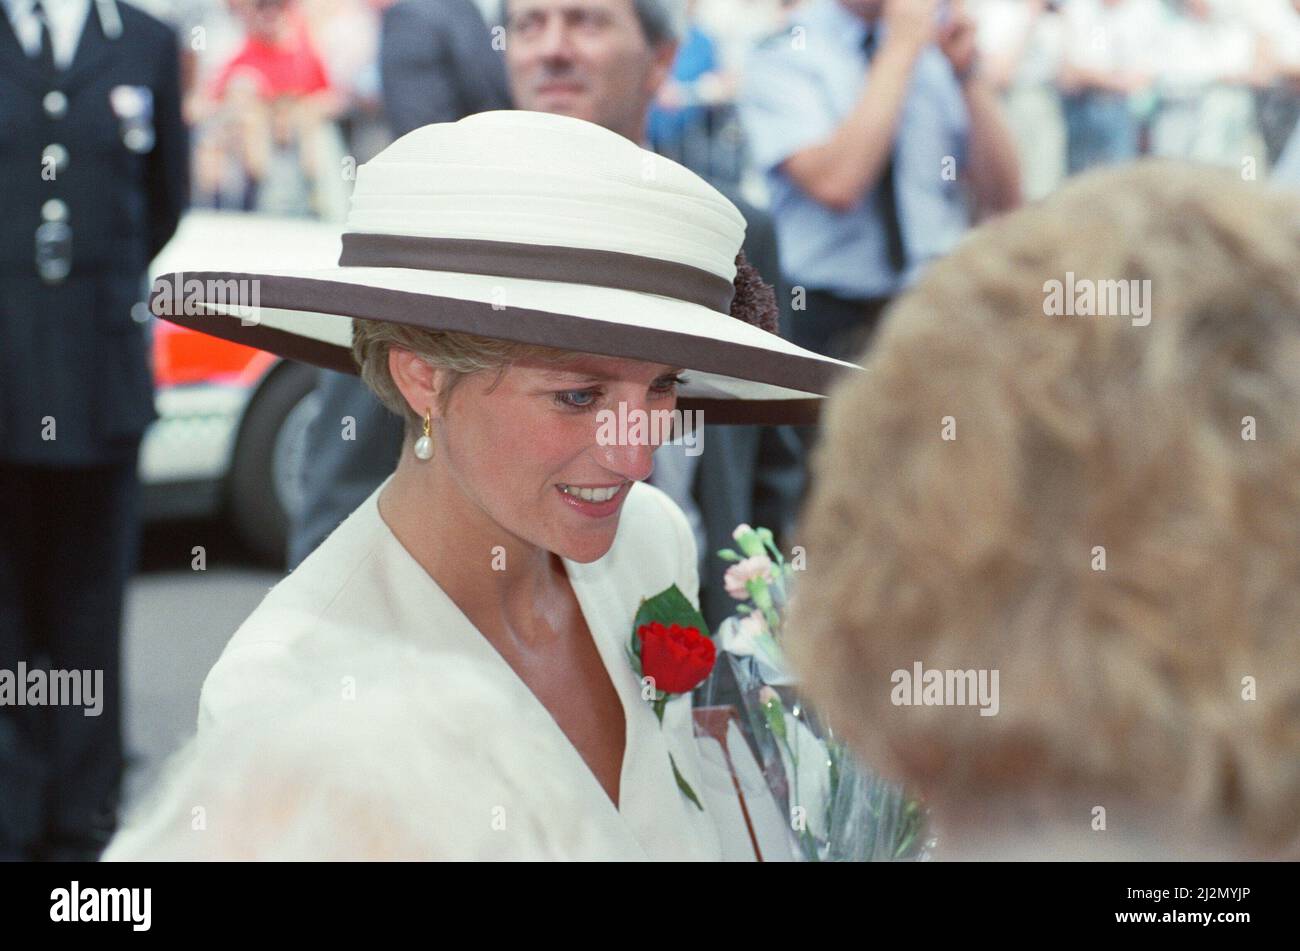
[724,555,774,600]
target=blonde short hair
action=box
[787,161,1300,853]
[351,320,586,438]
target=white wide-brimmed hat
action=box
[149,111,859,424]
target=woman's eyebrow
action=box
[543,369,604,380]
[542,366,685,382]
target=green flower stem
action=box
[670,753,703,811]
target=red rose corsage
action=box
[627,584,716,810]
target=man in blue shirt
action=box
[740,0,1020,361]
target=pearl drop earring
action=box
[414,408,434,460]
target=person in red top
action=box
[210,0,333,101]
[200,0,343,213]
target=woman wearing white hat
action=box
[128,110,856,860]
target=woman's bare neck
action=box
[377,447,570,648]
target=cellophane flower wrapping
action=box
[701,524,934,862]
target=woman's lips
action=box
[554,481,628,519]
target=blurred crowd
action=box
[129,0,1300,217]
[144,0,384,218]
[972,0,1300,197]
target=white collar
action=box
[364,481,724,860]
[274,474,727,860]
[3,0,90,16]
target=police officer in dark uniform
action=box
[0,0,187,860]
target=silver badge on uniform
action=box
[109,85,155,154]
[35,220,73,284]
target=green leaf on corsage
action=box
[669,752,704,811]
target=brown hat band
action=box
[338,232,737,314]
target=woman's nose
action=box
[591,398,661,482]
[594,437,657,483]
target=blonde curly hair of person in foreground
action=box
[786,160,1300,859]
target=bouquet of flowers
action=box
[709,523,933,862]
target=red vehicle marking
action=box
[153,322,277,388]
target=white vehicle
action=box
[142,211,341,563]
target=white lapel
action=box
[357,479,721,860]
[563,557,722,861]
[360,526,644,858]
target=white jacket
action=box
[189,476,770,861]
